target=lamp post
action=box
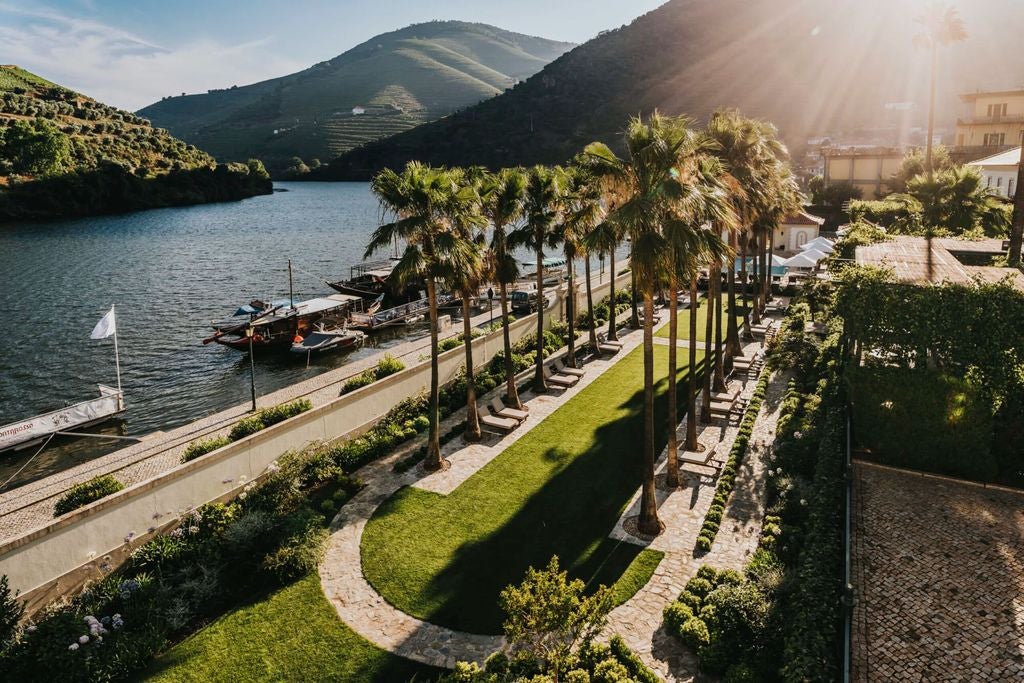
[487,286,494,329]
[245,326,257,412]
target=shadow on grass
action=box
[384,351,703,635]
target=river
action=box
[0,182,627,489]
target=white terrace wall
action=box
[0,270,633,605]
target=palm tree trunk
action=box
[608,249,619,342]
[762,230,772,305]
[713,262,727,393]
[630,268,640,329]
[565,253,577,367]
[686,275,699,450]
[638,289,664,537]
[424,278,444,471]
[498,281,523,410]
[739,231,750,336]
[701,271,714,424]
[725,230,741,358]
[665,271,681,489]
[751,231,762,325]
[462,294,481,442]
[534,243,547,393]
[584,254,598,351]
[1008,148,1024,266]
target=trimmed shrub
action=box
[679,617,710,650]
[228,399,312,440]
[53,475,124,516]
[663,601,695,636]
[180,435,230,463]
[340,354,406,395]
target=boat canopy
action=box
[234,299,291,316]
[250,294,364,327]
[522,257,567,269]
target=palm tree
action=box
[366,162,479,471]
[481,168,528,410]
[915,2,966,279]
[897,166,1010,237]
[451,170,488,442]
[587,219,624,341]
[584,112,698,536]
[916,3,966,179]
[562,166,605,363]
[662,152,734,482]
[511,165,564,394]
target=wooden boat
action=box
[348,296,431,332]
[290,319,366,354]
[204,294,366,351]
[327,259,398,299]
[0,385,125,453]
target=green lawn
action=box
[655,294,751,342]
[362,344,704,634]
[143,575,441,682]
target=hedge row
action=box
[53,475,124,517]
[178,398,314,465]
[694,368,771,553]
[339,354,405,396]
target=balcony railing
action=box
[956,114,1024,126]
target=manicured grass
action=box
[362,344,705,634]
[144,574,441,682]
[655,294,751,342]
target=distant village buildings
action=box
[955,88,1024,150]
[966,147,1021,198]
[821,147,903,198]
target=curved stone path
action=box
[319,307,790,680]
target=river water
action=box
[0,183,406,486]
[0,182,627,489]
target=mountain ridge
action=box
[313,0,1024,180]
[138,21,575,171]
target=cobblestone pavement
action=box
[320,315,651,668]
[605,361,790,682]
[0,301,539,540]
[852,463,1024,682]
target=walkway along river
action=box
[0,182,628,489]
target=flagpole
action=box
[113,304,122,395]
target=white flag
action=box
[90,306,116,340]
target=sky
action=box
[0,0,666,111]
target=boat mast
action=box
[288,259,295,310]
[113,304,122,396]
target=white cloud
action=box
[0,3,305,110]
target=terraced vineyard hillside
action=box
[0,65,270,220]
[138,21,574,173]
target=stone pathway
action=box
[319,308,790,680]
[320,316,651,668]
[604,358,790,682]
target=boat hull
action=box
[0,386,125,454]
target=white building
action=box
[772,211,825,252]
[352,106,366,116]
[967,147,1020,198]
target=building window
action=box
[1011,178,1016,197]
[984,133,1006,146]
[987,103,1009,118]
[997,177,1003,188]
[987,176,993,187]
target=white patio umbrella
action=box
[800,237,835,253]
[784,252,822,270]
[801,248,830,262]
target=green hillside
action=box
[0,65,270,220]
[314,0,1024,180]
[138,21,575,172]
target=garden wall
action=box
[0,271,632,607]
